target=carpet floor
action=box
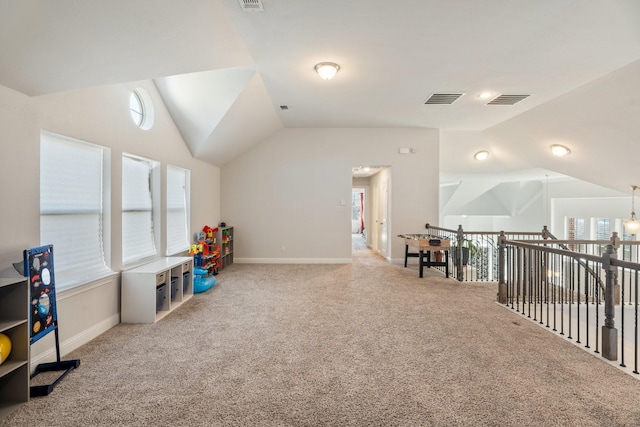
[3,241,640,426]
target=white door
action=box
[378,177,389,258]
[371,183,380,252]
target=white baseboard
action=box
[31,313,120,369]
[235,258,352,264]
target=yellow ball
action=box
[0,333,12,365]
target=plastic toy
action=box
[0,333,11,365]
[191,225,222,286]
[193,269,216,293]
[202,225,219,240]
[23,244,80,396]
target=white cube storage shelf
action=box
[121,257,193,323]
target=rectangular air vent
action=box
[487,94,530,105]
[424,93,464,105]
[239,0,264,11]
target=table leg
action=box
[445,250,449,278]
[404,244,408,268]
[419,250,424,278]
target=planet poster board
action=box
[24,245,58,344]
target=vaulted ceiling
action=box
[1,1,640,201]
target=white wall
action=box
[0,81,220,363]
[442,178,626,235]
[221,128,439,264]
[552,197,630,240]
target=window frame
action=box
[129,87,155,130]
[165,165,191,256]
[40,131,112,291]
[121,153,161,267]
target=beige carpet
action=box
[3,244,640,426]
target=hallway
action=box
[351,233,367,251]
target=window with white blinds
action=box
[40,132,112,290]
[166,165,190,255]
[122,154,159,264]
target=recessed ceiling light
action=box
[474,150,489,161]
[478,91,494,100]
[550,144,571,157]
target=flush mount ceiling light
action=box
[314,62,340,80]
[474,150,489,161]
[624,185,640,234]
[550,144,571,157]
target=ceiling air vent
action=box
[238,0,264,11]
[487,94,530,105]
[424,93,464,105]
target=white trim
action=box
[57,272,119,300]
[30,313,120,370]
[235,258,352,264]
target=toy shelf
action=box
[121,257,193,323]
[0,275,29,420]
[217,226,234,270]
[200,240,220,275]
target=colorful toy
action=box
[202,225,219,240]
[193,269,216,293]
[0,333,11,365]
[192,225,222,282]
[24,244,80,396]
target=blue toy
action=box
[193,267,216,293]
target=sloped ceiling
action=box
[483,59,640,194]
[190,72,283,165]
[441,180,544,217]
[1,1,640,186]
[441,169,564,218]
[0,0,253,95]
[154,67,283,164]
[155,68,258,154]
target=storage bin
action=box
[183,272,190,293]
[171,277,178,300]
[156,284,166,311]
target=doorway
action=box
[352,165,391,257]
[352,187,366,251]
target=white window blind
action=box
[166,165,190,255]
[40,133,111,289]
[122,154,157,264]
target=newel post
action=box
[497,231,507,304]
[610,232,621,305]
[602,243,618,361]
[541,225,550,239]
[456,225,464,282]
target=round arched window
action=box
[129,88,154,130]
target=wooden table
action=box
[398,234,451,278]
